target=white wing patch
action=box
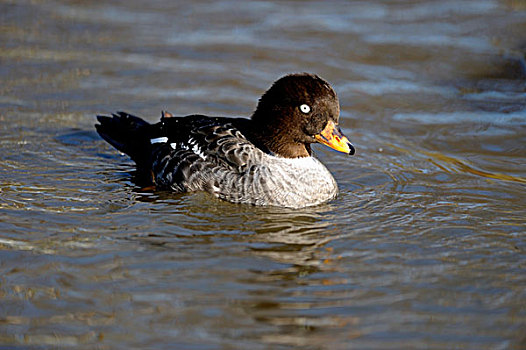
[185,137,205,160]
[169,138,207,160]
[150,137,168,144]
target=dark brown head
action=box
[251,73,354,158]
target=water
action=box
[1,0,525,348]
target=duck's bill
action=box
[315,121,355,155]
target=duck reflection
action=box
[132,187,345,269]
[130,182,360,347]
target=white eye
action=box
[300,104,311,114]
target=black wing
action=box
[149,114,265,192]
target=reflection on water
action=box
[1,0,525,348]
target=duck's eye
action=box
[300,104,311,114]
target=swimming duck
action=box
[96,73,354,208]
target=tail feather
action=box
[95,111,152,166]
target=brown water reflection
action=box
[1,0,526,349]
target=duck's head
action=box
[251,73,355,158]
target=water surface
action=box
[1,0,525,349]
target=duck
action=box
[95,73,355,208]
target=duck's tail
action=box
[95,111,153,168]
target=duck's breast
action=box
[215,155,338,208]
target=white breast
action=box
[264,156,338,207]
[215,155,338,208]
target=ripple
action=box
[392,110,526,125]
[1,1,525,349]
